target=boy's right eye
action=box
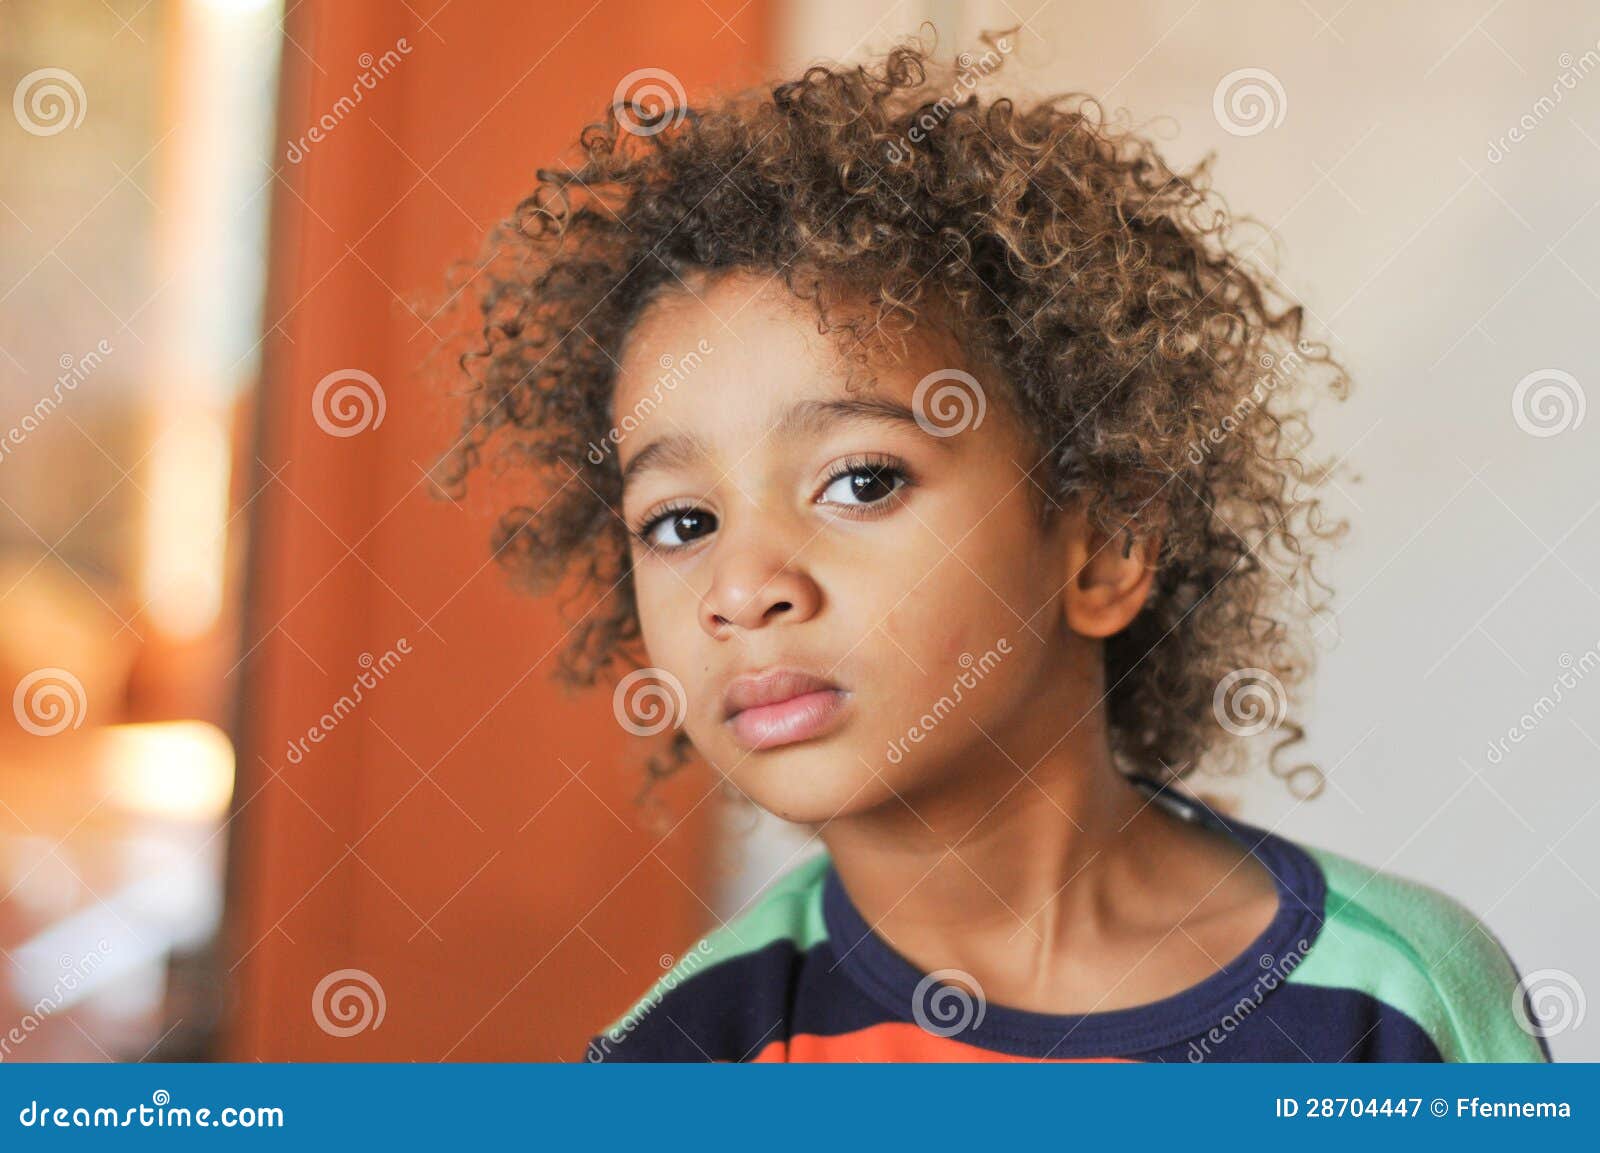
[636,506,718,552]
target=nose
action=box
[700,540,822,637]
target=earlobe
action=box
[1061,517,1160,639]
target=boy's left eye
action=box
[818,463,908,507]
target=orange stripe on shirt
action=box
[752,1022,1136,1062]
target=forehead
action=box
[611,272,963,465]
[614,272,855,419]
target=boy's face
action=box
[613,271,1103,825]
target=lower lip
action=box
[727,689,850,750]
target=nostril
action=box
[765,601,792,619]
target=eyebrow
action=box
[618,396,947,489]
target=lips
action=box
[722,667,850,750]
[722,669,839,718]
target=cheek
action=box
[876,571,1000,677]
[632,568,729,741]
[633,568,692,669]
[929,604,987,669]
[865,507,1054,722]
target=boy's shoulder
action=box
[583,853,831,1062]
[1284,835,1551,1062]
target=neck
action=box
[818,706,1156,966]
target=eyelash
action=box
[629,452,916,555]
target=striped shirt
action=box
[585,780,1552,1062]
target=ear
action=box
[1059,505,1160,639]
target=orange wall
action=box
[227,0,773,1060]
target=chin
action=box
[721,741,894,825]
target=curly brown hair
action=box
[435,32,1348,799]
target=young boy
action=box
[444,37,1551,1062]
